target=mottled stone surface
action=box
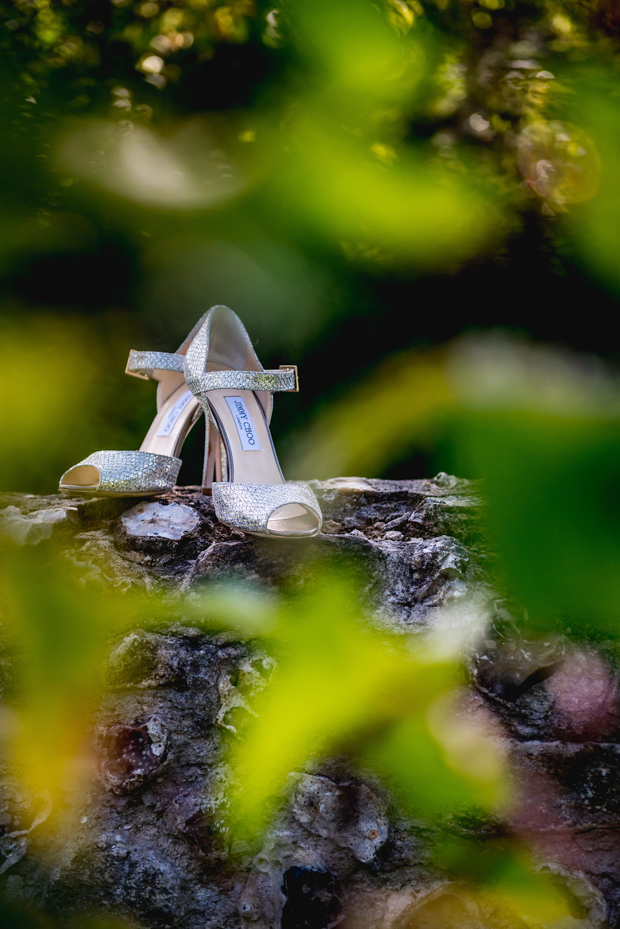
[0,475,484,630]
[0,477,619,928]
[120,501,201,543]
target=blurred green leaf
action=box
[366,713,500,816]
[288,0,427,104]
[288,348,454,478]
[0,539,282,801]
[226,571,503,838]
[292,333,620,642]
[569,88,620,294]
[0,545,138,798]
[0,315,154,494]
[454,408,620,634]
[277,125,503,266]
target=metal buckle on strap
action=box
[125,351,150,380]
[279,364,299,392]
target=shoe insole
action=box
[206,388,284,485]
[61,382,202,492]
[140,383,202,459]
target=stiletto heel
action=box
[184,305,322,538]
[202,426,218,494]
[59,314,212,497]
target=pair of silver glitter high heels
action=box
[59,306,322,538]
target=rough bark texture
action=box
[0,476,617,928]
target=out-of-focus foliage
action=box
[219,334,620,925]
[451,338,620,643]
[0,529,580,927]
[0,546,138,800]
[222,572,583,926]
[2,333,616,926]
[0,546,275,802]
[2,0,620,922]
[0,315,149,491]
[227,574,502,839]
[3,0,620,490]
[288,347,454,478]
[291,333,620,643]
[564,72,620,293]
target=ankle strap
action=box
[188,365,298,395]
[125,350,185,380]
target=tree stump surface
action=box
[0,476,617,928]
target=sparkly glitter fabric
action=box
[182,305,323,534]
[187,368,296,396]
[126,350,185,379]
[184,307,265,400]
[59,318,212,496]
[59,450,181,495]
[212,481,322,534]
[183,317,210,398]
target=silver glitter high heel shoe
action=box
[59,316,211,496]
[184,305,322,538]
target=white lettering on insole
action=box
[157,390,194,437]
[225,396,261,451]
